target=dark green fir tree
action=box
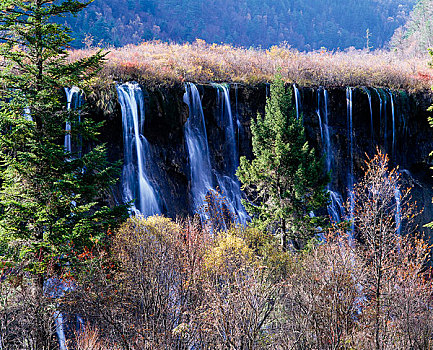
[237,75,329,249]
[0,0,127,287]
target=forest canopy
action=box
[63,0,415,51]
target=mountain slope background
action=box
[64,0,415,51]
[391,0,433,55]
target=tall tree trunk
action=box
[375,266,382,350]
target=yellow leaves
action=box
[266,45,293,60]
[203,232,255,274]
[115,215,181,261]
[193,38,207,48]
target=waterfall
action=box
[117,82,161,216]
[323,89,344,222]
[362,87,374,144]
[54,311,67,350]
[316,87,329,170]
[24,107,32,121]
[64,86,82,154]
[293,84,302,120]
[389,90,396,159]
[346,87,355,237]
[265,83,270,98]
[217,84,239,172]
[44,278,75,350]
[383,89,388,151]
[317,88,345,223]
[213,84,249,224]
[183,83,214,213]
[316,89,323,141]
[234,83,243,154]
[328,190,345,223]
[323,89,331,173]
[394,186,401,235]
[373,88,382,126]
[373,88,383,146]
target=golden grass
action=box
[69,40,433,91]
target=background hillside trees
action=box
[391,0,433,55]
[62,0,415,51]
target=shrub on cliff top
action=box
[69,40,433,91]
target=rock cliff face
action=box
[90,83,433,236]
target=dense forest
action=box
[391,0,433,55]
[64,0,415,51]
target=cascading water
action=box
[373,88,386,148]
[316,89,323,141]
[293,84,302,120]
[394,187,402,235]
[323,89,331,173]
[374,88,383,130]
[216,84,238,172]
[213,84,249,224]
[325,89,345,222]
[390,92,402,233]
[45,278,81,350]
[265,83,270,98]
[328,190,345,223]
[388,90,396,159]
[183,83,214,214]
[234,83,243,154]
[347,87,355,237]
[24,107,32,121]
[362,87,374,144]
[64,86,82,154]
[317,87,345,223]
[117,82,161,216]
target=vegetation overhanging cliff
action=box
[69,40,433,92]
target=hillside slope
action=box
[64,0,415,51]
[391,0,433,56]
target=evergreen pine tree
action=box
[237,75,329,248]
[0,1,127,279]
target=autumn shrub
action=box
[263,151,433,350]
[231,225,293,280]
[271,232,365,350]
[64,215,210,349]
[348,151,424,349]
[0,272,59,350]
[74,325,121,350]
[64,217,288,349]
[68,40,432,91]
[342,150,432,350]
[353,234,433,350]
[61,152,433,350]
[193,229,282,349]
